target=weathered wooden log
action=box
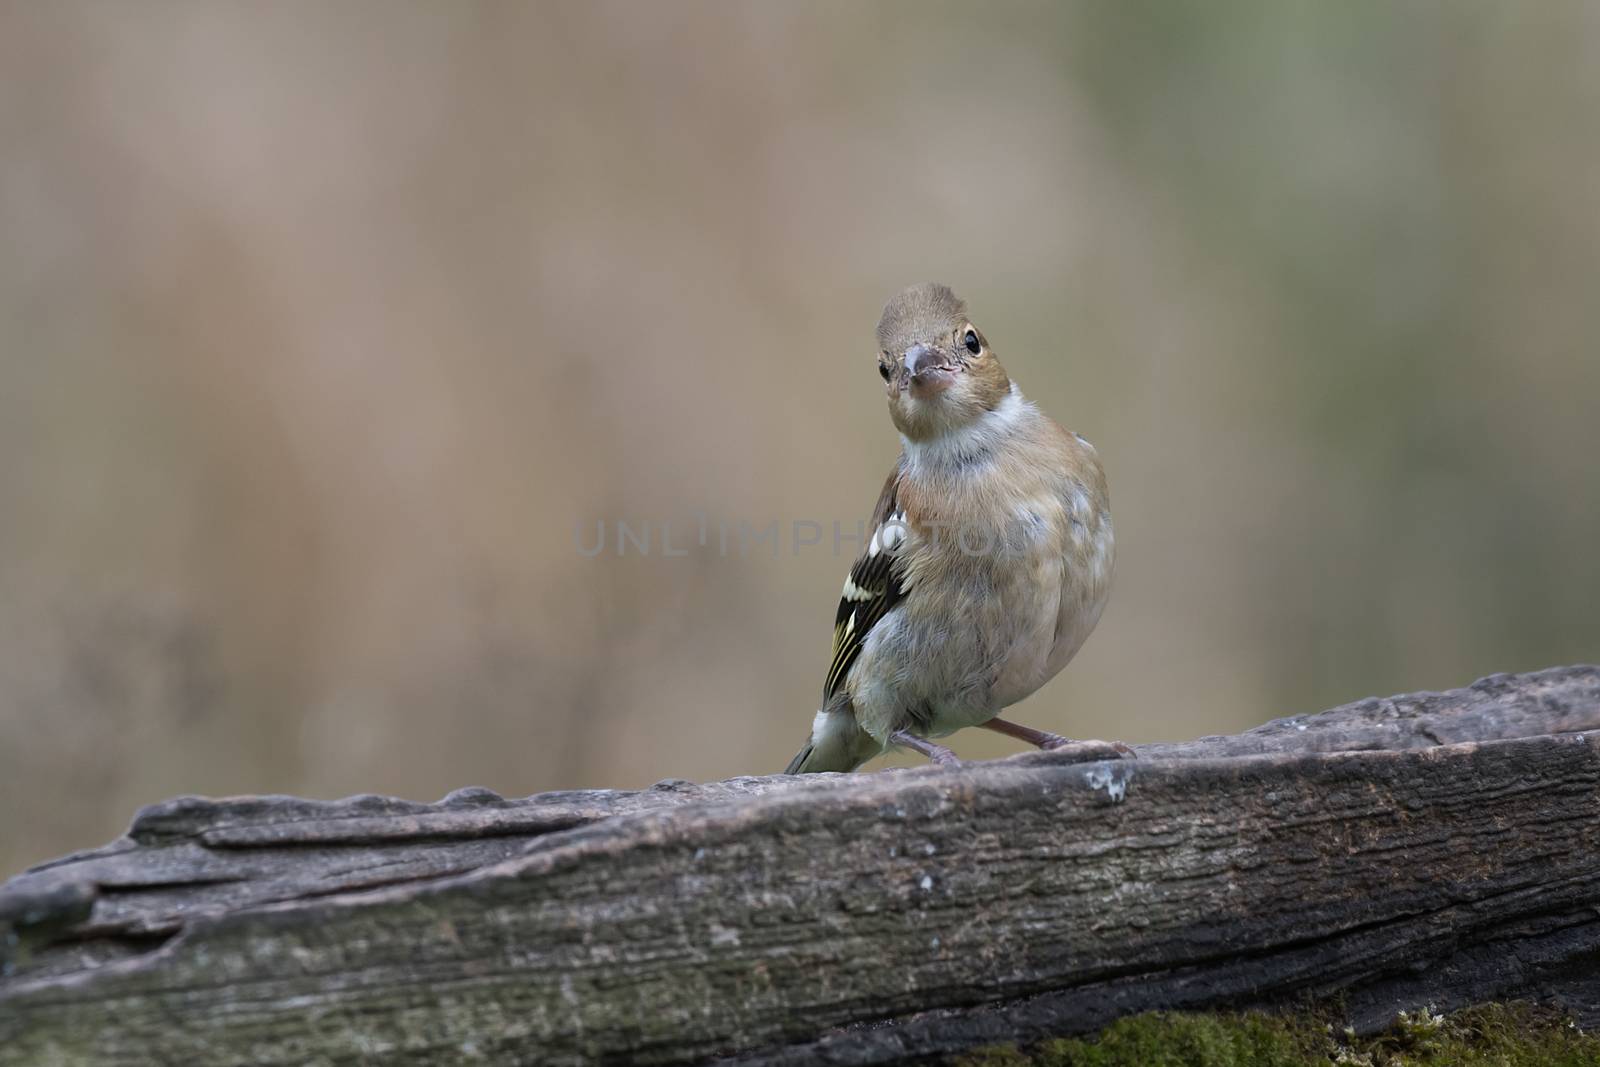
[2,665,1598,1065]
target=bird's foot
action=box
[890,729,962,767]
[1039,737,1137,762]
[980,716,1135,760]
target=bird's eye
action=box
[878,362,891,381]
[963,329,981,355]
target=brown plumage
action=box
[787,284,1114,774]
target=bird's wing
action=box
[823,465,909,702]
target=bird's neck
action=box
[899,383,1029,481]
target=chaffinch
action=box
[786,283,1116,774]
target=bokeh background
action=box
[3,1,1598,877]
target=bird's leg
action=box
[890,729,961,766]
[981,716,1069,748]
[982,717,1136,760]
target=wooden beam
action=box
[2,665,1598,1065]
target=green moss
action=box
[957,1003,1600,1067]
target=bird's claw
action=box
[1039,738,1137,762]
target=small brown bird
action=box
[786,284,1115,773]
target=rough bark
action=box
[2,665,1598,1065]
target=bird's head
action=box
[875,283,1010,442]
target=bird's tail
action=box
[784,741,818,775]
[784,710,874,774]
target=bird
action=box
[785,283,1116,774]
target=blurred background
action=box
[3,1,1598,876]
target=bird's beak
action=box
[903,343,954,395]
[903,344,932,379]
